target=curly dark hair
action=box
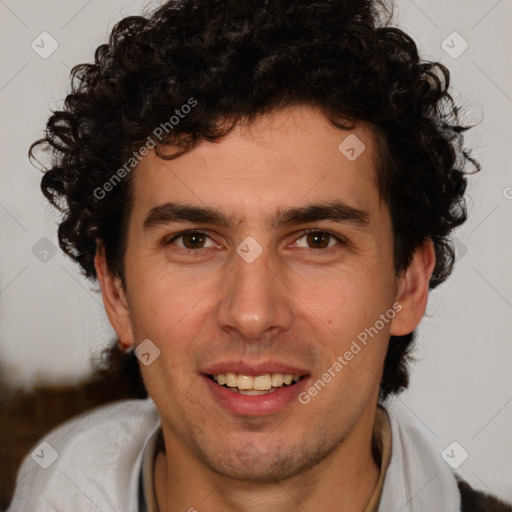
[31,0,478,400]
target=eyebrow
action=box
[143,201,371,231]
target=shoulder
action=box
[379,402,512,511]
[458,478,512,512]
[8,398,160,512]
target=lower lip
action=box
[201,375,310,416]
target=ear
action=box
[95,243,134,351]
[390,239,436,336]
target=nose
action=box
[216,246,294,341]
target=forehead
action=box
[131,106,383,223]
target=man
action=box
[8,0,511,510]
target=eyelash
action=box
[166,230,218,251]
[165,229,345,253]
[294,229,346,252]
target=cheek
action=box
[126,260,227,357]
[289,277,396,384]
[289,263,392,329]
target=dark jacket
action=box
[458,478,512,511]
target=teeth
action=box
[211,372,302,392]
[271,374,283,387]
[237,375,254,390]
[254,374,272,390]
[225,372,237,387]
[239,388,276,396]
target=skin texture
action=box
[96,106,435,512]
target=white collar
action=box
[378,400,461,511]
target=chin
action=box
[197,436,336,484]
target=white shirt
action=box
[7,398,461,511]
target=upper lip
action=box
[201,360,309,377]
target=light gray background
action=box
[1,0,511,502]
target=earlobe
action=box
[390,239,436,336]
[94,244,134,351]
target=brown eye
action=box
[181,232,206,249]
[306,232,331,249]
[169,231,216,250]
[293,231,341,250]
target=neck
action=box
[155,406,381,512]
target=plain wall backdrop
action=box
[1,0,511,503]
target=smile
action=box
[208,373,303,395]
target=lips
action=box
[201,361,309,378]
[200,361,310,415]
[208,372,302,393]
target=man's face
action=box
[118,106,402,481]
